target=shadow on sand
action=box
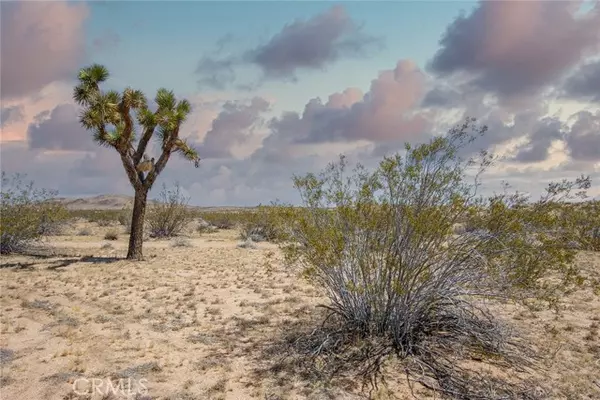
[1,255,123,271]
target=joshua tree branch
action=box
[120,153,143,191]
[119,105,134,152]
[134,122,157,165]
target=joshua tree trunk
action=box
[127,188,149,260]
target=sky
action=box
[1,0,600,206]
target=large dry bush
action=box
[1,173,68,254]
[275,119,590,397]
[146,183,194,238]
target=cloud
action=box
[3,0,597,206]
[196,57,237,90]
[27,104,93,151]
[266,60,429,146]
[0,1,89,100]
[565,110,600,161]
[512,117,564,163]
[429,1,600,99]
[1,106,24,128]
[197,97,270,159]
[0,82,75,143]
[195,5,381,89]
[246,5,381,80]
[92,30,121,51]
[562,59,600,102]
[215,33,234,53]
[421,86,464,108]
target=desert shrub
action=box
[237,238,257,249]
[78,228,93,236]
[276,119,589,396]
[104,230,119,240]
[197,219,217,234]
[38,213,69,236]
[566,200,600,251]
[69,209,121,224]
[239,206,283,242]
[199,212,239,229]
[0,173,68,254]
[118,206,133,233]
[146,183,194,238]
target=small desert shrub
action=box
[146,183,194,238]
[104,230,119,241]
[276,118,589,396]
[239,206,283,242]
[78,228,93,236]
[96,219,113,227]
[38,214,68,236]
[199,212,238,229]
[237,238,257,249]
[1,173,68,254]
[197,219,217,234]
[118,206,133,233]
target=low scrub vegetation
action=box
[68,209,121,223]
[0,173,68,254]
[118,206,133,233]
[567,200,600,251]
[146,184,195,238]
[198,211,241,230]
[197,220,218,234]
[274,118,592,397]
[239,206,284,242]
[104,230,119,241]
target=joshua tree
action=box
[74,64,200,260]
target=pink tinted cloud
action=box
[0,1,89,100]
[430,1,600,97]
[267,59,429,144]
[197,97,270,159]
[0,83,74,143]
[327,88,363,109]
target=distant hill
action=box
[54,194,254,212]
[55,195,134,210]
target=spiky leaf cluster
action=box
[74,64,200,190]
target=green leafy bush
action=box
[1,172,68,254]
[566,200,600,251]
[276,119,590,394]
[271,119,590,399]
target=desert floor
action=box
[1,220,599,400]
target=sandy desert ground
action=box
[1,219,599,400]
